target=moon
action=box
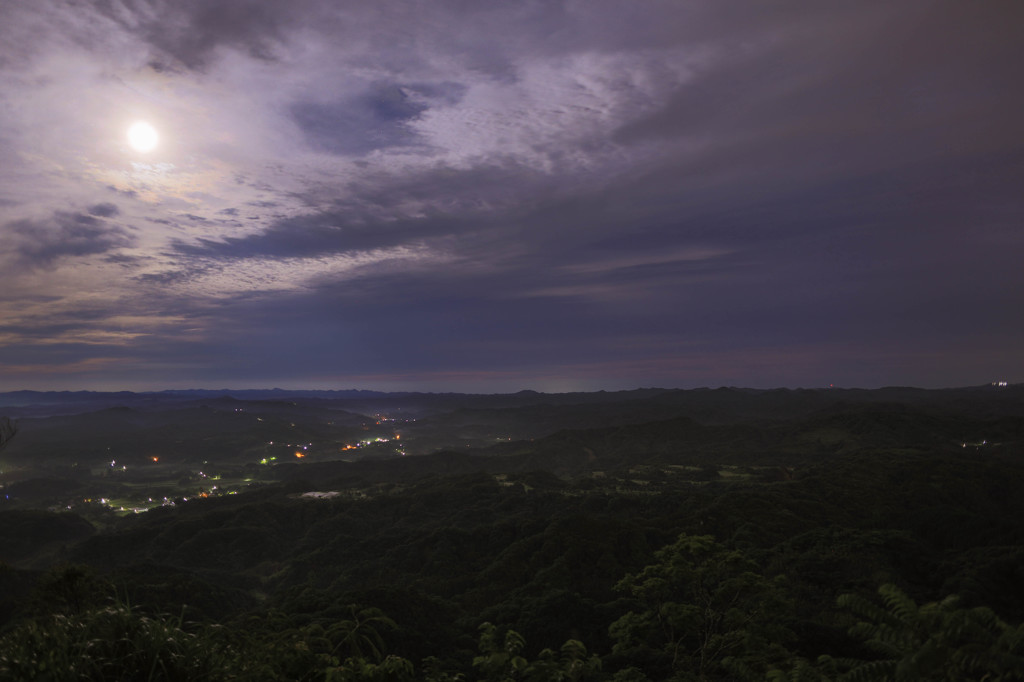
[127,121,159,152]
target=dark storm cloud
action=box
[5,211,133,268]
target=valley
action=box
[1,385,1023,680]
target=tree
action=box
[474,622,530,681]
[524,639,602,682]
[29,563,109,616]
[609,533,794,680]
[473,622,602,682]
[0,603,242,681]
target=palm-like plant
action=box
[328,604,398,662]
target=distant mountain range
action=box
[2,384,1022,419]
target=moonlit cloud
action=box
[0,1,1022,391]
[5,211,133,268]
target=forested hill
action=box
[1,386,1023,680]
[15,444,1024,680]
[266,404,1024,484]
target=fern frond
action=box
[837,593,898,628]
[839,659,896,682]
[877,585,919,628]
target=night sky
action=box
[1,1,1021,392]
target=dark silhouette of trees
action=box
[609,533,794,681]
[0,602,242,681]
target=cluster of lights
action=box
[341,435,401,451]
[48,414,426,516]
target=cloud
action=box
[88,202,120,218]
[4,211,133,268]
[1,1,1022,390]
[92,0,301,71]
[171,209,456,261]
[562,248,732,275]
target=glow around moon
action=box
[127,121,159,152]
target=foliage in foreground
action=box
[0,602,242,681]
[836,583,1024,682]
[4,565,1024,681]
[725,583,1024,682]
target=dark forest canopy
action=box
[1,385,1023,680]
